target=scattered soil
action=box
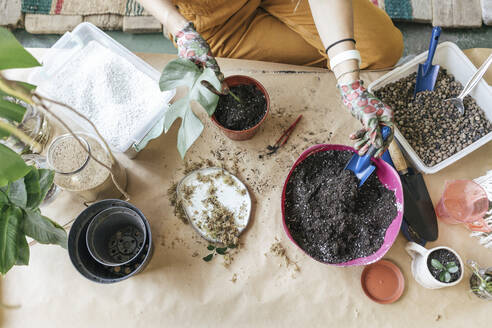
[284,150,397,264]
[214,84,267,131]
[167,183,188,224]
[374,70,492,167]
[269,241,300,272]
[427,248,462,283]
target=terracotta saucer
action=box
[361,259,404,304]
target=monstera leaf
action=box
[159,58,221,158]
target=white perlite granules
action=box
[43,41,167,151]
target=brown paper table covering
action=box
[2,49,492,328]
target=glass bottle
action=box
[47,133,127,202]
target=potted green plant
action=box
[405,242,464,289]
[468,260,492,300]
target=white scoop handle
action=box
[458,54,492,100]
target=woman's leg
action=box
[176,0,403,68]
[260,0,404,69]
[192,1,325,66]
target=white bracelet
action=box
[329,50,361,70]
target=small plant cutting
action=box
[202,244,236,262]
[430,259,459,283]
[468,260,492,300]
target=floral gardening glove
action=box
[337,80,394,157]
[175,22,228,93]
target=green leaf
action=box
[0,98,26,123]
[431,259,445,270]
[0,189,8,205]
[216,247,228,255]
[36,169,54,208]
[0,206,23,274]
[0,81,36,98]
[0,127,8,139]
[445,261,456,269]
[0,144,31,187]
[439,271,446,282]
[164,96,204,159]
[15,233,29,266]
[159,58,201,91]
[22,210,67,249]
[6,177,27,208]
[190,68,220,116]
[207,245,215,251]
[202,253,213,262]
[448,266,459,274]
[0,27,41,70]
[177,104,204,159]
[444,272,451,283]
[23,167,40,210]
[228,244,237,249]
[164,97,188,133]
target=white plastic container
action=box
[29,22,175,158]
[368,42,492,174]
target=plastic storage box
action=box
[368,42,492,174]
[29,22,175,158]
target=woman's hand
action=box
[175,22,228,93]
[337,80,394,157]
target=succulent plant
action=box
[431,259,459,283]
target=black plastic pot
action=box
[86,206,147,266]
[68,199,153,284]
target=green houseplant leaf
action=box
[0,98,26,123]
[431,259,445,270]
[163,95,204,159]
[159,58,201,91]
[0,144,31,187]
[22,210,67,249]
[0,27,41,70]
[191,68,221,116]
[159,59,220,158]
[0,206,23,274]
[36,169,54,209]
[24,167,41,209]
[15,233,29,266]
[6,177,27,208]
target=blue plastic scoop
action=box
[414,26,442,97]
[344,126,391,186]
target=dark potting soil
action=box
[374,70,492,167]
[427,248,462,283]
[214,84,267,131]
[284,150,397,264]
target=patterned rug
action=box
[22,0,146,16]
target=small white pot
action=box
[405,242,464,289]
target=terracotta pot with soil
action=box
[281,144,404,266]
[212,75,269,141]
[405,242,463,289]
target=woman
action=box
[138,0,403,156]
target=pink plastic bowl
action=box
[281,144,404,267]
